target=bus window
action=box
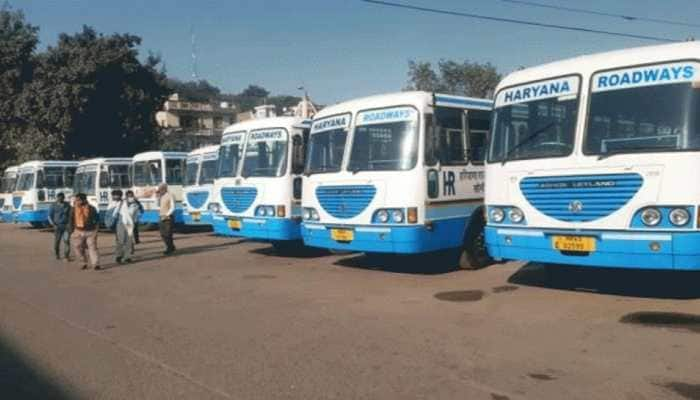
[17,172,34,191]
[100,165,130,188]
[65,167,76,188]
[467,110,491,164]
[166,159,185,185]
[133,160,162,186]
[199,158,218,185]
[185,162,199,186]
[435,107,468,165]
[38,167,65,189]
[292,133,306,175]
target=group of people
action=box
[48,183,177,270]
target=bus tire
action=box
[458,210,492,270]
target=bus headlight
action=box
[303,207,320,221]
[669,208,690,226]
[256,206,266,216]
[508,207,524,223]
[641,207,661,226]
[208,202,221,214]
[303,208,311,220]
[489,207,505,223]
[376,209,389,223]
[391,209,404,223]
[255,205,276,217]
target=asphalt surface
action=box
[0,223,699,400]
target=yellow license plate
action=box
[191,212,201,221]
[330,228,354,242]
[552,235,596,252]
[228,219,241,229]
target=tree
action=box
[405,59,501,98]
[229,84,270,113]
[0,5,39,169]
[166,78,220,102]
[15,26,170,161]
[268,95,301,115]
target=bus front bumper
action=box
[139,209,184,224]
[182,211,214,226]
[485,226,700,270]
[301,219,467,254]
[16,209,49,223]
[0,210,16,222]
[212,216,300,241]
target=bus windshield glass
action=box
[101,165,131,188]
[133,160,162,186]
[217,132,245,178]
[16,172,34,191]
[38,167,67,189]
[348,107,419,172]
[585,73,700,155]
[489,76,579,163]
[200,159,218,184]
[74,168,97,195]
[306,114,350,174]
[185,161,199,186]
[1,172,17,193]
[242,129,288,177]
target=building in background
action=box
[236,94,319,123]
[156,93,236,151]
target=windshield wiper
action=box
[501,122,555,165]
[597,146,667,161]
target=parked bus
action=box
[1,165,19,222]
[182,145,219,226]
[131,151,187,224]
[73,158,132,221]
[300,91,493,267]
[13,160,78,227]
[209,117,311,251]
[485,41,700,270]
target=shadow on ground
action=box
[0,333,76,399]
[509,263,700,299]
[334,251,461,275]
[99,240,244,270]
[249,244,330,259]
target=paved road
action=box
[0,224,699,400]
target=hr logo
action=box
[568,200,583,213]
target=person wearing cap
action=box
[67,193,101,270]
[48,192,71,260]
[157,183,176,255]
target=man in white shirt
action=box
[157,183,176,255]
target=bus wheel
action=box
[458,213,492,270]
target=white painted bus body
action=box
[0,166,19,222]
[130,151,187,224]
[12,160,78,226]
[73,158,132,221]
[300,91,493,260]
[209,117,311,243]
[485,41,700,270]
[182,145,219,226]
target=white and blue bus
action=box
[300,91,493,267]
[13,160,78,227]
[131,151,187,224]
[182,145,219,226]
[485,41,700,270]
[1,166,19,222]
[209,117,311,251]
[73,158,132,221]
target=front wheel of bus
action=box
[458,213,492,270]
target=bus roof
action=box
[222,116,311,137]
[187,145,220,157]
[77,157,132,166]
[132,151,188,161]
[314,91,492,121]
[3,165,19,173]
[17,160,79,169]
[497,41,700,91]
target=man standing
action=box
[48,192,71,260]
[157,183,176,255]
[109,190,138,264]
[68,193,101,270]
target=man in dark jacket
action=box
[48,192,71,260]
[68,193,101,270]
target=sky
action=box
[12,0,700,104]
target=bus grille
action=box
[12,196,22,210]
[316,185,376,219]
[186,191,209,210]
[520,173,643,222]
[220,187,257,213]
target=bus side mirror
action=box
[293,177,302,200]
[427,169,439,199]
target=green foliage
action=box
[165,78,220,102]
[406,59,501,99]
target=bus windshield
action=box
[16,172,34,191]
[217,142,243,178]
[74,169,97,195]
[585,82,700,156]
[38,167,68,189]
[133,160,162,186]
[186,162,199,186]
[242,130,288,177]
[347,119,418,172]
[200,159,218,184]
[101,165,131,188]
[1,172,17,193]
[306,128,347,174]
